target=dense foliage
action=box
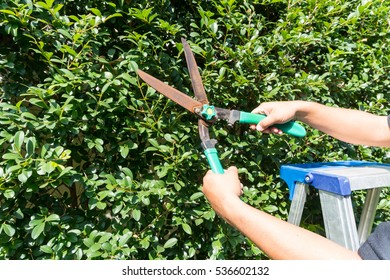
[0,0,389,259]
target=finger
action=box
[226,166,238,173]
[271,127,283,134]
[257,127,283,135]
[259,128,272,134]
[256,123,265,132]
[251,106,266,114]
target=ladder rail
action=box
[319,190,359,251]
[287,182,308,225]
[283,161,390,251]
[357,187,382,245]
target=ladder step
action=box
[281,160,390,198]
[281,161,390,251]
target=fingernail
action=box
[256,124,264,131]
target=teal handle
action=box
[204,148,224,174]
[239,111,306,137]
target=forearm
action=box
[223,198,361,260]
[292,101,390,147]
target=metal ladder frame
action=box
[281,161,390,251]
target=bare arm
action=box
[202,167,362,260]
[252,101,390,147]
[202,101,388,259]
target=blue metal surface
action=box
[280,161,390,200]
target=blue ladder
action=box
[280,161,390,251]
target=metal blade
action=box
[137,69,203,113]
[181,38,209,104]
[215,107,240,126]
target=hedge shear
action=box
[137,38,306,174]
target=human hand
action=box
[250,101,299,134]
[202,166,243,219]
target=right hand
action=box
[250,101,298,134]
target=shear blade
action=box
[181,38,209,105]
[137,69,203,114]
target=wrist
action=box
[292,101,316,122]
[217,196,246,221]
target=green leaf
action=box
[210,21,218,34]
[14,208,24,219]
[18,172,28,183]
[2,224,16,237]
[113,202,123,215]
[7,164,21,173]
[188,247,196,258]
[105,174,117,185]
[101,81,112,94]
[59,68,76,79]
[52,3,64,14]
[14,131,25,151]
[262,205,278,213]
[46,214,60,222]
[105,12,122,21]
[83,238,95,248]
[63,45,78,58]
[57,29,72,40]
[35,1,50,10]
[29,217,44,226]
[21,112,37,120]
[132,209,141,221]
[89,243,101,252]
[90,8,101,16]
[104,71,113,79]
[40,144,49,158]
[98,232,112,244]
[120,73,137,85]
[120,145,129,158]
[96,201,107,210]
[121,167,133,178]
[119,232,132,247]
[0,9,16,16]
[140,238,150,249]
[2,153,21,160]
[41,161,57,174]
[163,238,178,248]
[26,137,36,156]
[40,245,53,254]
[190,192,204,201]
[182,223,192,235]
[31,221,45,240]
[148,138,160,148]
[4,189,15,199]
[45,0,54,8]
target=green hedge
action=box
[0,0,389,259]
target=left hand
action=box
[202,166,243,218]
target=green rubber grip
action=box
[239,111,306,137]
[204,148,224,174]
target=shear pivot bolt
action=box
[200,105,216,121]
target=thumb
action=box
[251,105,275,131]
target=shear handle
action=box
[198,120,224,174]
